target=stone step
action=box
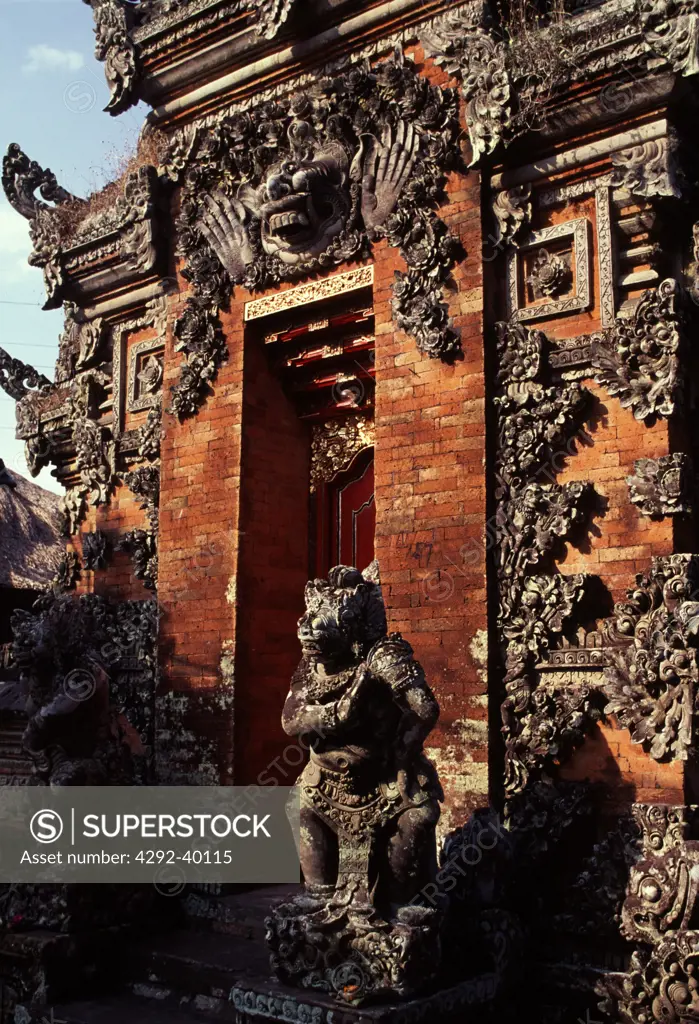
[181,884,299,939]
[52,994,213,1024]
[129,925,272,1000]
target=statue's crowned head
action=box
[297,564,386,660]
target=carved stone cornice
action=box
[422,0,699,166]
[601,555,699,762]
[627,453,693,518]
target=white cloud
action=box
[22,44,84,75]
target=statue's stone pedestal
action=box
[230,972,500,1023]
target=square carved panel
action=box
[507,218,591,323]
[127,338,164,413]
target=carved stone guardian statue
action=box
[265,564,444,1004]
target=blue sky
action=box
[0,0,147,493]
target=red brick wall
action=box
[373,81,488,831]
[233,329,310,784]
[156,289,245,781]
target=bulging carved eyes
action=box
[291,168,311,192]
[266,174,293,201]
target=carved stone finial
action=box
[0,346,52,403]
[627,453,693,518]
[265,564,444,1004]
[2,143,74,221]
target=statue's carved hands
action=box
[335,664,371,729]
[359,120,420,236]
[198,192,254,282]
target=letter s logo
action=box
[30,809,64,844]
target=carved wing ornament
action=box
[166,50,460,418]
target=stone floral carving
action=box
[82,0,139,115]
[591,279,686,422]
[120,465,160,590]
[256,0,296,39]
[423,3,512,166]
[50,549,81,593]
[492,185,531,246]
[119,530,158,591]
[601,555,699,762]
[166,51,459,415]
[596,804,699,1024]
[0,347,51,402]
[628,453,693,518]
[611,137,681,199]
[82,530,110,571]
[494,320,599,796]
[640,0,699,77]
[266,564,444,1004]
[135,405,162,461]
[526,248,571,298]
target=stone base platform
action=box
[10,887,502,1024]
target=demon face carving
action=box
[248,146,352,265]
[198,122,418,278]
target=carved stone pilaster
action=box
[494,320,600,796]
[601,555,699,762]
[627,453,693,518]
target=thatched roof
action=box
[0,458,63,589]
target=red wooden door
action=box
[314,447,375,576]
